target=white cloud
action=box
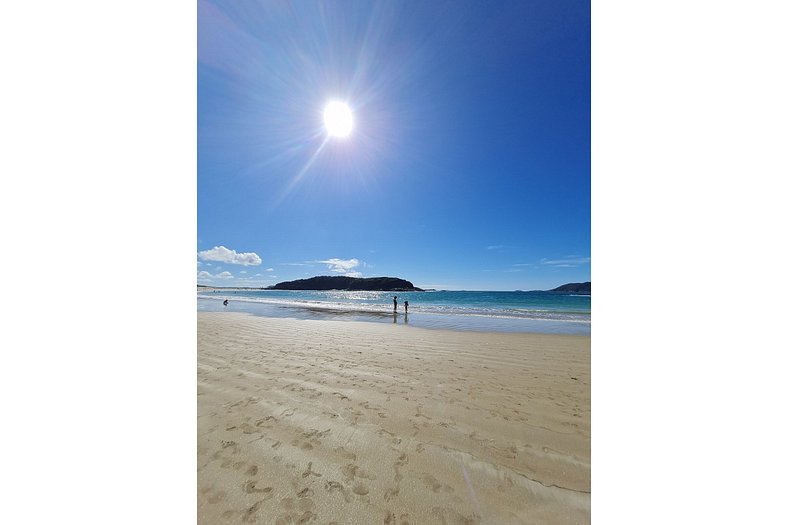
[265,268,274,272]
[487,245,505,250]
[215,271,234,279]
[197,271,213,279]
[240,270,247,274]
[541,256,590,267]
[198,246,262,266]
[319,258,360,274]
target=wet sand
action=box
[197,312,590,524]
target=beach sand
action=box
[198,312,590,524]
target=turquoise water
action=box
[198,289,590,335]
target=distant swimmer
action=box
[223,299,229,307]
[404,300,409,313]
[393,296,398,312]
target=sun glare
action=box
[323,101,354,138]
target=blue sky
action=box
[198,0,590,290]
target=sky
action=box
[198,0,590,291]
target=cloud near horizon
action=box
[318,258,362,277]
[198,245,262,266]
[197,270,234,280]
[541,256,591,267]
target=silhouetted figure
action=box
[404,300,409,313]
[393,296,398,312]
[223,299,229,307]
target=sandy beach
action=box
[198,312,590,524]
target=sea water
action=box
[197,289,590,335]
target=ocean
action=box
[197,289,590,335]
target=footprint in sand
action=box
[378,428,395,438]
[275,511,316,525]
[385,512,412,525]
[303,428,331,439]
[334,447,357,461]
[420,473,454,493]
[341,463,376,482]
[240,423,258,434]
[296,511,316,524]
[352,482,369,496]
[302,461,322,478]
[256,415,277,427]
[394,453,408,482]
[241,500,264,523]
[291,438,314,451]
[324,480,351,503]
[325,481,343,492]
[246,465,259,476]
[243,481,272,494]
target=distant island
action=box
[549,282,591,294]
[267,276,423,291]
[199,279,589,293]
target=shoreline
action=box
[198,312,590,524]
[197,294,591,336]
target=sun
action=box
[323,101,354,138]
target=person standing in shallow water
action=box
[393,296,398,312]
[404,300,409,314]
